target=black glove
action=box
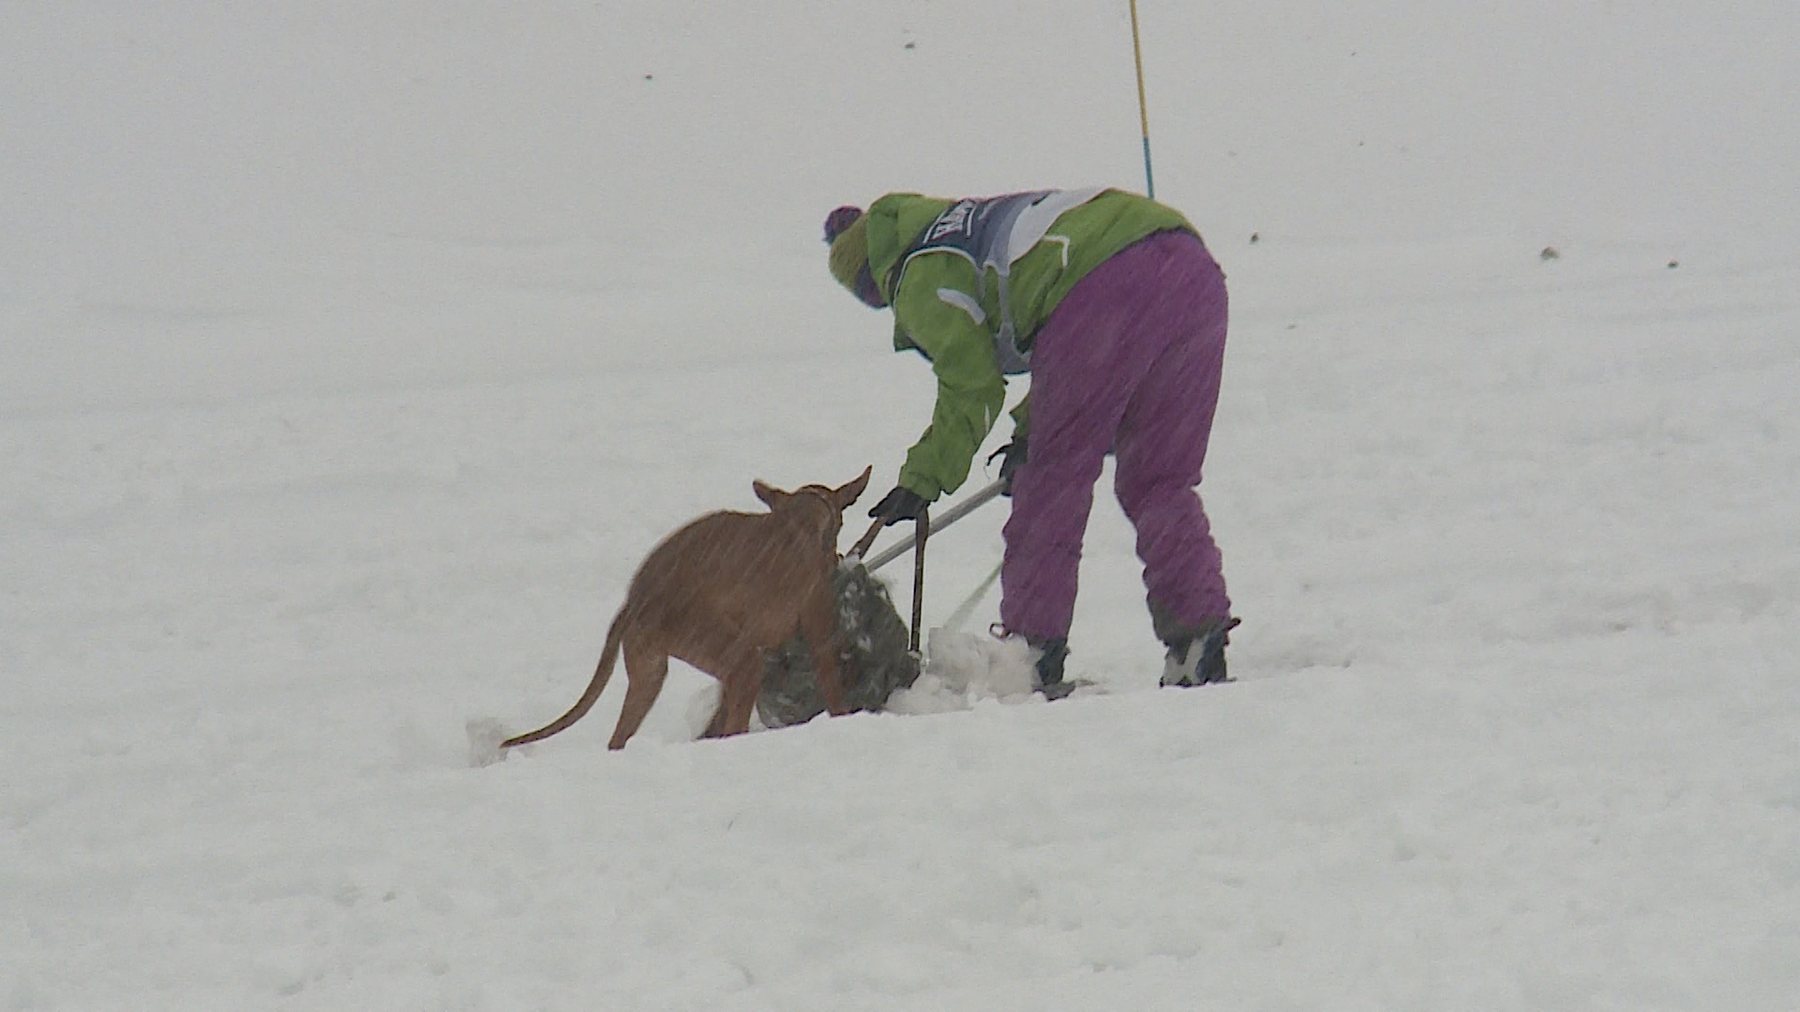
[987,437,1027,497]
[868,486,929,526]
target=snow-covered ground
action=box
[5,3,1799,1008]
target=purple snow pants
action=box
[999,229,1230,641]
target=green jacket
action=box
[862,188,1197,500]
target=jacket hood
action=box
[865,193,956,303]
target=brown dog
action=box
[500,467,872,752]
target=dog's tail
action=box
[500,608,627,750]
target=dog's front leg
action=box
[800,595,851,716]
[697,643,765,739]
[714,654,765,737]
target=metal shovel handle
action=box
[846,518,885,561]
[858,478,1006,573]
[909,509,929,653]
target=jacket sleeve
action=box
[890,255,1007,500]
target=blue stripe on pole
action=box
[1142,136,1155,200]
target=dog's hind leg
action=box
[608,635,669,751]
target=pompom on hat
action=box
[823,205,863,244]
[824,204,887,309]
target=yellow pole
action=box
[1128,0,1155,198]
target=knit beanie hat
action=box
[823,205,863,245]
[824,205,886,308]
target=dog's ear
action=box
[832,466,873,509]
[752,479,788,510]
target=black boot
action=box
[1027,636,1075,699]
[1150,601,1240,687]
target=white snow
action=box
[5,2,1799,1009]
[888,629,1044,715]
